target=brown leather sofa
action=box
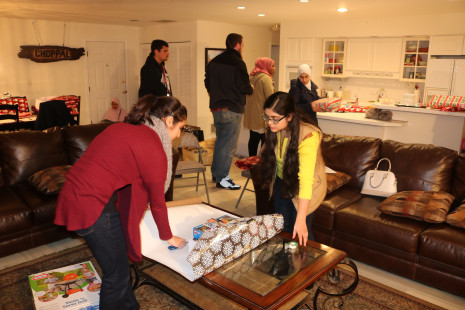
[251,134,465,297]
[0,123,179,258]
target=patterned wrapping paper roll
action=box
[187,214,284,280]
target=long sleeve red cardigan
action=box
[55,123,173,261]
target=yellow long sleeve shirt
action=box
[276,131,319,200]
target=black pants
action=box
[248,130,265,157]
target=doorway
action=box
[87,41,128,124]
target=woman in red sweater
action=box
[55,95,187,309]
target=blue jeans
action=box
[211,109,243,181]
[273,177,315,240]
[76,211,139,310]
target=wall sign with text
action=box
[18,45,85,63]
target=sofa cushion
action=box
[418,224,465,271]
[11,182,59,225]
[63,122,112,164]
[326,171,351,194]
[313,187,361,231]
[446,203,465,229]
[334,196,429,254]
[0,186,33,235]
[381,140,457,193]
[379,191,454,223]
[321,134,382,189]
[0,127,68,186]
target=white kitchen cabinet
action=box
[424,59,465,102]
[400,38,429,82]
[322,39,346,77]
[345,38,402,78]
[346,38,372,71]
[286,38,315,62]
[429,35,464,55]
[287,38,301,61]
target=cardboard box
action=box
[193,224,211,240]
[28,261,101,310]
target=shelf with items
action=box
[401,38,429,82]
[322,39,346,77]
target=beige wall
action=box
[0,18,140,125]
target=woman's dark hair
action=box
[260,91,316,199]
[125,95,187,126]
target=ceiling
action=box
[1,0,464,27]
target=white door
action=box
[87,41,127,124]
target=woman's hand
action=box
[167,236,187,248]
[293,218,308,246]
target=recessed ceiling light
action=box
[300,0,310,3]
[258,13,265,17]
[237,6,245,10]
[337,8,348,13]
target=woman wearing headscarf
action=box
[103,97,128,122]
[55,95,187,309]
[289,64,326,125]
[244,57,275,156]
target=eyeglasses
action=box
[261,113,286,124]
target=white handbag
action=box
[361,158,397,197]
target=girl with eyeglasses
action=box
[259,91,327,246]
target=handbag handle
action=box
[375,158,391,171]
[369,173,388,188]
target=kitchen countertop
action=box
[373,103,465,118]
[318,111,407,127]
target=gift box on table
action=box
[187,213,284,280]
[140,200,283,281]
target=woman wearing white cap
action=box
[289,64,326,125]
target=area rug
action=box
[0,243,445,310]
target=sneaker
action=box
[216,176,241,190]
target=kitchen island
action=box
[318,110,408,143]
[318,103,465,152]
[373,103,465,152]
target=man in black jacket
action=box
[205,33,253,190]
[138,39,172,98]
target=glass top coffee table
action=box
[134,202,358,309]
[197,232,356,310]
[134,231,357,310]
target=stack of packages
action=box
[187,214,284,280]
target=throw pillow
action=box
[326,171,352,194]
[29,165,72,195]
[378,191,455,223]
[446,203,465,229]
